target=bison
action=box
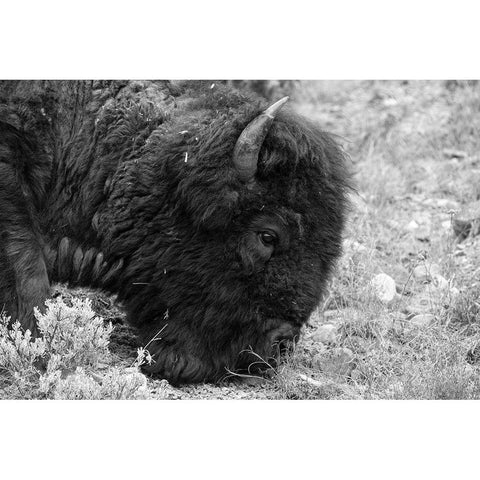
[0,80,351,384]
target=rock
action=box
[404,295,433,315]
[241,376,268,387]
[388,265,411,288]
[377,313,398,331]
[423,198,459,210]
[313,347,355,378]
[409,314,435,328]
[412,212,431,226]
[310,324,338,344]
[350,368,363,382]
[343,238,369,254]
[450,286,460,297]
[412,262,441,282]
[406,220,419,231]
[297,374,325,388]
[443,148,467,159]
[431,274,449,291]
[453,200,480,240]
[441,220,452,231]
[414,228,430,242]
[435,198,459,209]
[383,97,398,107]
[371,273,397,304]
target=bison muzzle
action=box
[0,80,351,384]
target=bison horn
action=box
[232,96,289,183]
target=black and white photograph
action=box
[2,1,480,478]
[2,78,480,401]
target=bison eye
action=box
[259,231,277,246]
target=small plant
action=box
[0,298,153,399]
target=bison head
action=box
[87,83,351,384]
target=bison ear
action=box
[232,96,289,184]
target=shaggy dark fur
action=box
[0,80,351,384]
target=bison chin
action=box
[139,318,300,386]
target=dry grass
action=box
[267,80,480,399]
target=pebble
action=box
[431,274,449,291]
[406,220,419,231]
[443,148,467,159]
[412,262,441,282]
[414,228,431,242]
[310,324,338,344]
[404,295,433,315]
[441,220,452,231]
[371,273,397,304]
[423,198,459,210]
[453,200,480,239]
[343,239,369,253]
[388,264,411,287]
[241,376,268,387]
[409,314,435,328]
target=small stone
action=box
[350,368,363,382]
[436,198,459,209]
[412,262,441,282]
[443,148,467,159]
[371,273,397,304]
[344,239,368,253]
[388,264,411,287]
[406,220,419,231]
[453,200,480,239]
[377,313,397,331]
[297,374,325,388]
[241,376,268,387]
[450,287,460,297]
[423,198,459,210]
[441,220,452,230]
[432,274,449,291]
[414,228,431,242]
[313,347,355,378]
[310,324,338,344]
[409,314,435,328]
[383,97,398,107]
[404,295,433,315]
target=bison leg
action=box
[0,166,50,335]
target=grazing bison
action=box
[0,80,351,384]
